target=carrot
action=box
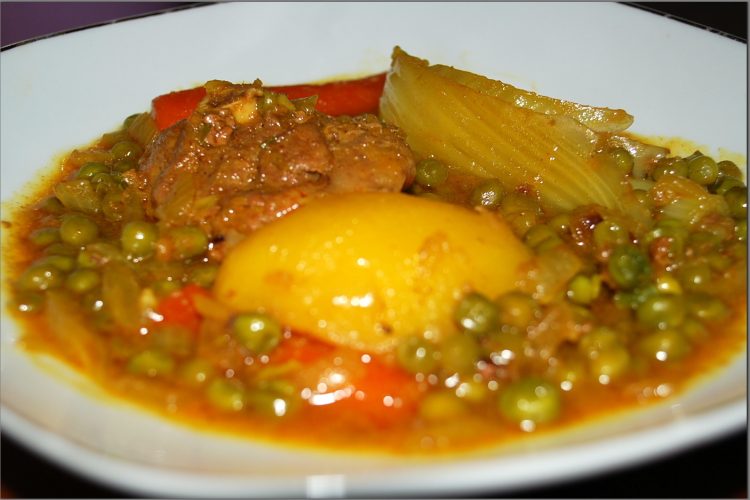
[150,72,387,131]
[275,335,421,426]
[268,72,387,116]
[337,356,421,426]
[151,86,207,131]
[154,284,209,333]
[270,333,336,364]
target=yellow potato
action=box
[213,192,530,353]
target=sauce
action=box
[2,73,747,455]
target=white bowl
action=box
[1,3,746,497]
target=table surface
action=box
[1,2,747,498]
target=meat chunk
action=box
[137,80,415,249]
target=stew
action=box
[3,48,746,455]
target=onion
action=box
[45,290,104,372]
[102,261,142,333]
[380,47,644,216]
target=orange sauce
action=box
[1,131,747,457]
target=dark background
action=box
[1,2,747,498]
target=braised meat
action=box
[137,80,415,247]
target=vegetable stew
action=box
[2,48,746,455]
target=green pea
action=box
[151,324,193,357]
[569,303,595,323]
[652,218,690,241]
[153,279,182,297]
[110,140,143,161]
[121,220,158,258]
[687,155,719,186]
[651,157,688,180]
[206,379,245,411]
[59,214,99,246]
[727,241,747,262]
[245,386,296,418]
[677,262,712,293]
[638,329,690,362]
[547,214,571,235]
[655,274,683,295]
[470,179,504,208]
[713,176,745,195]
[681,317,709,342]
[420,391,468,421]
[501,193,540,215]
[396,335,439,374]
[535,235,564,253]
[608,147,635,175]
[613,290,638,310]
[723,186,747,219]
[552,356,586,391]
[524,224,559,250]
[81,290,105,313]
[454,379,490,403]
[37,196,65,214]
[706,253,731,272]
[643,223,686,259]
[415,158,448,187]
[506,211,539,237]
[578,327,621,358]
[734,219,747,242]
[499,378,561,425]
[100,190,126,222]
[686,231,722,257]
[11,291,45,314]
[232,312,282,355]
[566,274,601,305]
[716,160,743,181]
[589,345,630,383]
[454,292,499,334]
[608,244,651,290]
[77,242,122,268]
[65,269,101,294]
[34,254,76,272]
[686,293,729,322]
[496,291,538,329]
[482,330,525,364]
[91,172,119,191]
[188,263,219,287]
[16,264,65,292]
[593,220,630,251]
[113,159,137,173]
[29,227,60,247]
[127,349,175,377]
[632,283,660,307]
[440,334,480,375]
[44,242,79,257]
[180,359,214,387]
[636,294,686,330]
[683,151,704,163]
[167,226,208,260]
[75,162,108,179]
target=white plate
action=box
[1,2,747,497]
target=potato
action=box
[213,193,530,353]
